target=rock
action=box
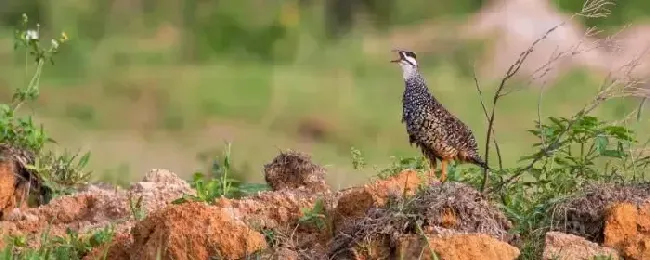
[604,203,638,249]
[77,182,123,195]
[263,150,329,193]
[397,234,520,260]
[335,169,421,220]
[602,202,650,260]
[128,168,195,215]
[131,202,267,260]
[543,232,620,260]
[214,188,326,230]
[142,169,188,185]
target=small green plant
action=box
[414,221,440,260]
[1,225,115,260]
[128,193,146,221]
[1,14,92,203]
[377,155,428,179]
[173,143,270,204]
[487,115,649,258]
[261,229,279,248]
[350,146,366,170]
[298,198,327,231]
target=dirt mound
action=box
[264,150,329,193]
[130,202,267,260]
[329,182,512,259]
[0,168,193,249]
[551,183,650,242]
[397,234,520,260]
[2,150,532,259]
[215,188,326,230]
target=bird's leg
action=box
[440,158,449,182]
[427,159,437,183]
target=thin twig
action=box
[479,23,565,192]
[472,70,504,170]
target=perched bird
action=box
[390,50,489,182]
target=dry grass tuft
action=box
[263,150,329,193]
[328,182,513,259]
[551,182,650,242]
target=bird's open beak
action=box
[390,51,401,63]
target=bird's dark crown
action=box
[402,51,416,59]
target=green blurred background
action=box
[0,0,649,188]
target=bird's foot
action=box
[425,169,440,185]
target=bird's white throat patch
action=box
[400,62,418,80]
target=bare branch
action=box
[472,70,504,170]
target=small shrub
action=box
[299,198,327,231]
[1,14,92,203]
[173,142,270,204]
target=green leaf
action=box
[595,135,608,155]
[77,151,91,168]
[602,149,623,158]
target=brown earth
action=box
[603,202,650,260]
[130,202,267,260]
[397,234,520,260]
[0,168,193,249]
[6,149,650,259]
[543,232,620,260]
[334,169,421,221]
[551,183,650,242]
[0,158,17,216]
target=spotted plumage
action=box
[390,50,488,182]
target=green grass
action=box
[2,37,648,187]
[0,2,648,189]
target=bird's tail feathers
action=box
[469,155,490,171]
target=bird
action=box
[390,49,489,182]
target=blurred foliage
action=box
[3,0,646,65]
[0,0,648,184]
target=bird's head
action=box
[390,50,418,68]
[390,49,418,78]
